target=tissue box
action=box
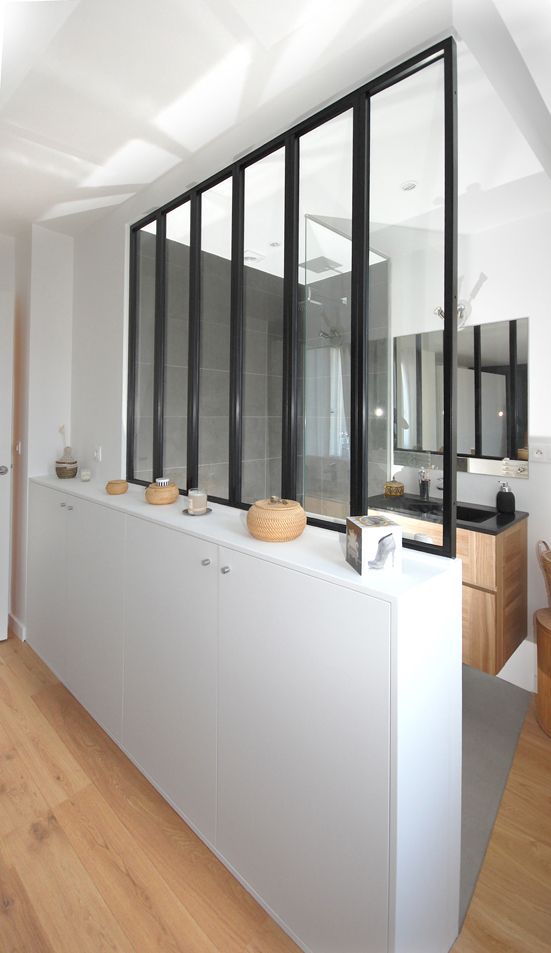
[345,515,402,575]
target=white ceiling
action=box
[0,0,550,238]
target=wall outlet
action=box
[93,446,102,463]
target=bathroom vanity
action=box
[368,494,528,675]
[26,476,462,953]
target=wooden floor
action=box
[0,633,550,953]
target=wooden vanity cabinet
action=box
[368,509,528,676]
[459,519,527,675]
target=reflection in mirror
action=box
[393,317,528,467]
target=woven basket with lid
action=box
[247,496,306,542]
[145,480,179,505]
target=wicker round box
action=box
[384,478,404,497]
[145,481,179,505]
[106,479,128,495]
[247,496,306,542]
[55,461,78,479]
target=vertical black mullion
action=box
[442,37,458,558]
[229,168,245,503]
[152,214,167,480]
[474,325,482,456]
[509,320,518,459]
[415,333,423,450]
[282,135,299,500]
[187,193,201,491]
[126,227,139,481]
[350,93,369,516]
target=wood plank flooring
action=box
[1,632,550,953]
[452,708,551,953]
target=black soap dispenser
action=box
[496,480,515,515]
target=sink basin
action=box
[401,501,442,516]
[456,504,496,523]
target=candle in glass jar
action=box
[188,488,207,515]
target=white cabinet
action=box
[27,482,69,681]
[26,478,461,953]
[123,517,218,842]
[217,548,391,953]
[64,498,125,742]
[27,482,125,741]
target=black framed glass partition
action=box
[127,38,457,556]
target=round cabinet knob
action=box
[0,465,8,476]
[201,558,211,567]
[60,502,66,508]
[220,566,231,575]
[67,505,74,511]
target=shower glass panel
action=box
[298,110,354,519]
[242,149,285,503]
[163,202,190,489]
[369,57,446,545]
[133,222,157,482]
[198,178,232,498]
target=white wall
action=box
[71,219,127,481]
[458,210,551,689]
[0,234,15,638]
[10,226,73,638]
[27,226,74,477]
[394,210,551,689]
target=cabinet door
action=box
[123,518,218,842]
[217,547,391,953]
[462,584,497,674]
[27,483,68,680]
[64,498,126,742]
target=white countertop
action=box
[31,476,461,604]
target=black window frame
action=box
[127,37,457,557]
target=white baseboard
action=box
[498,638,537,693]
[8,613,26,641]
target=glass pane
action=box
[369,58,446,547]
[242,149,285,503]
[133,222,157,482]
[163,203,190,489]
[298,110,354,520]
[198,178,232,498]
[480,321,509,458]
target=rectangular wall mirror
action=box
[394,316,528,475]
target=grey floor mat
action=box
[460,664,532,925]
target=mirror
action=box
[394,317,528,475]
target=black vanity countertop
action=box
[367,494,529,536]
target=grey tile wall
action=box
[242,267,284,503]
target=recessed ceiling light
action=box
[243,249,265,264]
[400,180,417,191]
